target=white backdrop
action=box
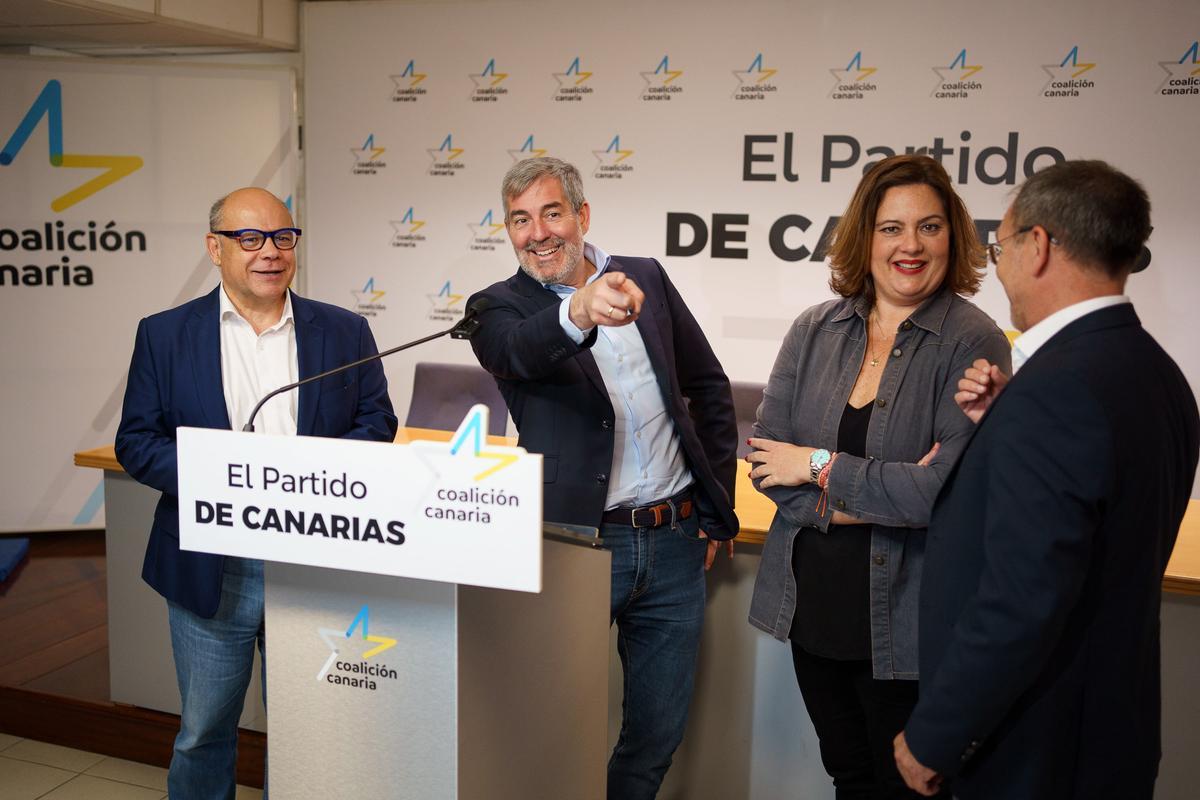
[0,57,297,531]
[302,0,1200,438]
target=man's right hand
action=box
[568,271,644,330]
[955,358,1009,424]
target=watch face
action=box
[810,449,831,469]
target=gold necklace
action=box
[868,313,892,367]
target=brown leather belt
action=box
[602,490,694,529]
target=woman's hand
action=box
[746,438,815,488]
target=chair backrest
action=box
[405,362,508,436]
[730,380,766,458]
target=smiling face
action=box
[868,183,952,311]
[504,176,591,287]
[206,188,296,315]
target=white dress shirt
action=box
[1011,295,1131,372]
[218,285,298,435]
[547,243,693,509]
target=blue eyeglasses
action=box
[211,228,302,251]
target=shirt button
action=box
[836,499,846,509]
[892,348,902,358]
[873,554,886,566]
[595,473,608,484]
[876,398,888,408]
[635,431,641,439]
[901,320,913,331]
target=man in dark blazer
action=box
[116,187,397,799]
[894,161,1199,799]
[469,157,738,799]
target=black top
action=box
[789,401,874,658]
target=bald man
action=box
[116,188,397,798]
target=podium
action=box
[177,409,611,799]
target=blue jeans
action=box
[166,557,266,800]
[604,511,708,800]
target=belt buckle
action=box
[630,507,639,528]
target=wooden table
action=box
[76,439,1200,596]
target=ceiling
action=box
[0,0,297,57]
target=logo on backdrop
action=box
[931,48,984,98]
[469,58,509,102]
[552,56,594,102]
[732,52,779,101]
[389,59,428,103]
[640,55,684,101]
[1158,40,1199,96]
[317,605,398,692]
[508,134,548,162]
[1041,46,1096,98]
[350,134,387,175]
[390,207,427,249]
[352,277,387,317]
[467,210,507,252]
[426,279,464,323]
[593,135,635,179]
[1,80,147,288]
[828,51,878,100]
[427,134,464,177]
[1,79,143,213]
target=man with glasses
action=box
[893,161,1199,798]
[116,187,397,798]
[468,158,738,799]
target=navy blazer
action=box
[907,304,1199,799]
[468,257,738,540]
[115,287,397,618]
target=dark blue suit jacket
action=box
[907,304,1198,799]
[468,257,738,540]
[115,286,397,618]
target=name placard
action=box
[177,406,542,592]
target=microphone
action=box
[242,296,490,432]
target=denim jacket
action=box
[747,287,1011,679]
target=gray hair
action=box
[1011,160,1151,277]
[208,193,228,232]
[501,157,586,219]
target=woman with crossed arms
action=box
[746,154,1011,799]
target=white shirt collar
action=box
[219,284,294,333]
[1011,295,1130,372]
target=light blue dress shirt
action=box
[545,243,693,509]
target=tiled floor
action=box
[0,733,262,800]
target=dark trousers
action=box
[791,644,945,800]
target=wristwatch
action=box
[809,448,832,483]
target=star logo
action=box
[641,55,683,88]
[931,48,983,95]
[507,134,547,163]
[828,51,877,96]
[316,605,397,682]
[391,207,425,238]
[390,59,427,90]
[449,406,518,481]
[468,210,506,241]
[0,80,143,212]
[593,135,633,166]
[1158,40,1200,91]
[1041,45,1096,94]
[351,133,385,164]
[352,277,385,306]
[469,58,508,89]
[733,52,778,88]
[553,56,593,89]
[427,134,464,166]
[427,279,463,311]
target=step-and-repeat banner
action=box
[302,0,1199,431]
[0,58,297,530]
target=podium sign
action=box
[176,406,543,592]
